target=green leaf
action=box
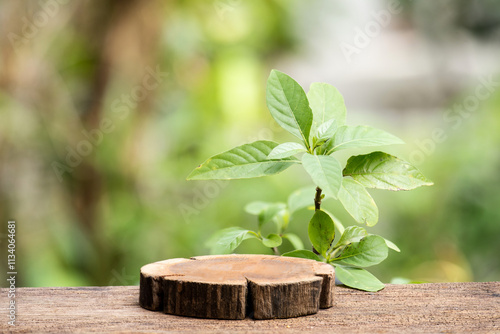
[258,203,286,228]
[333,265,385,292]
[187,140,298,180]
[267,142,306,159]
[338,178,379,226]
[308,210,335,257]
[282,249,321,261]
[287,186,316,215]
[282,233,304,250]
[266,70,313,146]
[245,201,273,215]
[334,227,399,253]
[307,82,346,136]
[324,125,404,154]
[333,235,388,267]
[343,151,434,191]
[302,153,342,199]
[262,233,282,248]
[335,226,368,247]
[322,209,345,234]
[383,238,400,252]
[315,119,338,141]
[276,208,290,231]
[207,227,258,254]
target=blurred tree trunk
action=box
[0,0,164,285]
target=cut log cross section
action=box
[139,254,334,320]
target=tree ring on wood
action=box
[139,254,334,320]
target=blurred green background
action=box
[1,0,499,287]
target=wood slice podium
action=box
[139,254,334,320]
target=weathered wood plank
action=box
[1,282,499,333]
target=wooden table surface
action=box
[1,282,499,333]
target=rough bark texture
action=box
[139,255,334,319]
[2,282,499,333]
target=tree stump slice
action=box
[139,254,334,320]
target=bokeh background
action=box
[1,0,499,287]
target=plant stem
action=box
[328,246,342,261]
[312,187,323,255]
[272,247,280,256]
[314,187,322,211]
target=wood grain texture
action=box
[2,282,499,333]
[139,255,334,319]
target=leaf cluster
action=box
[188,70,433,291]
[284,210,399,291]
[206,186,315,254]
[188,70,432,226]
[206,188,399,291]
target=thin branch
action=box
[314,187,322,211]
[313,187,323,255]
